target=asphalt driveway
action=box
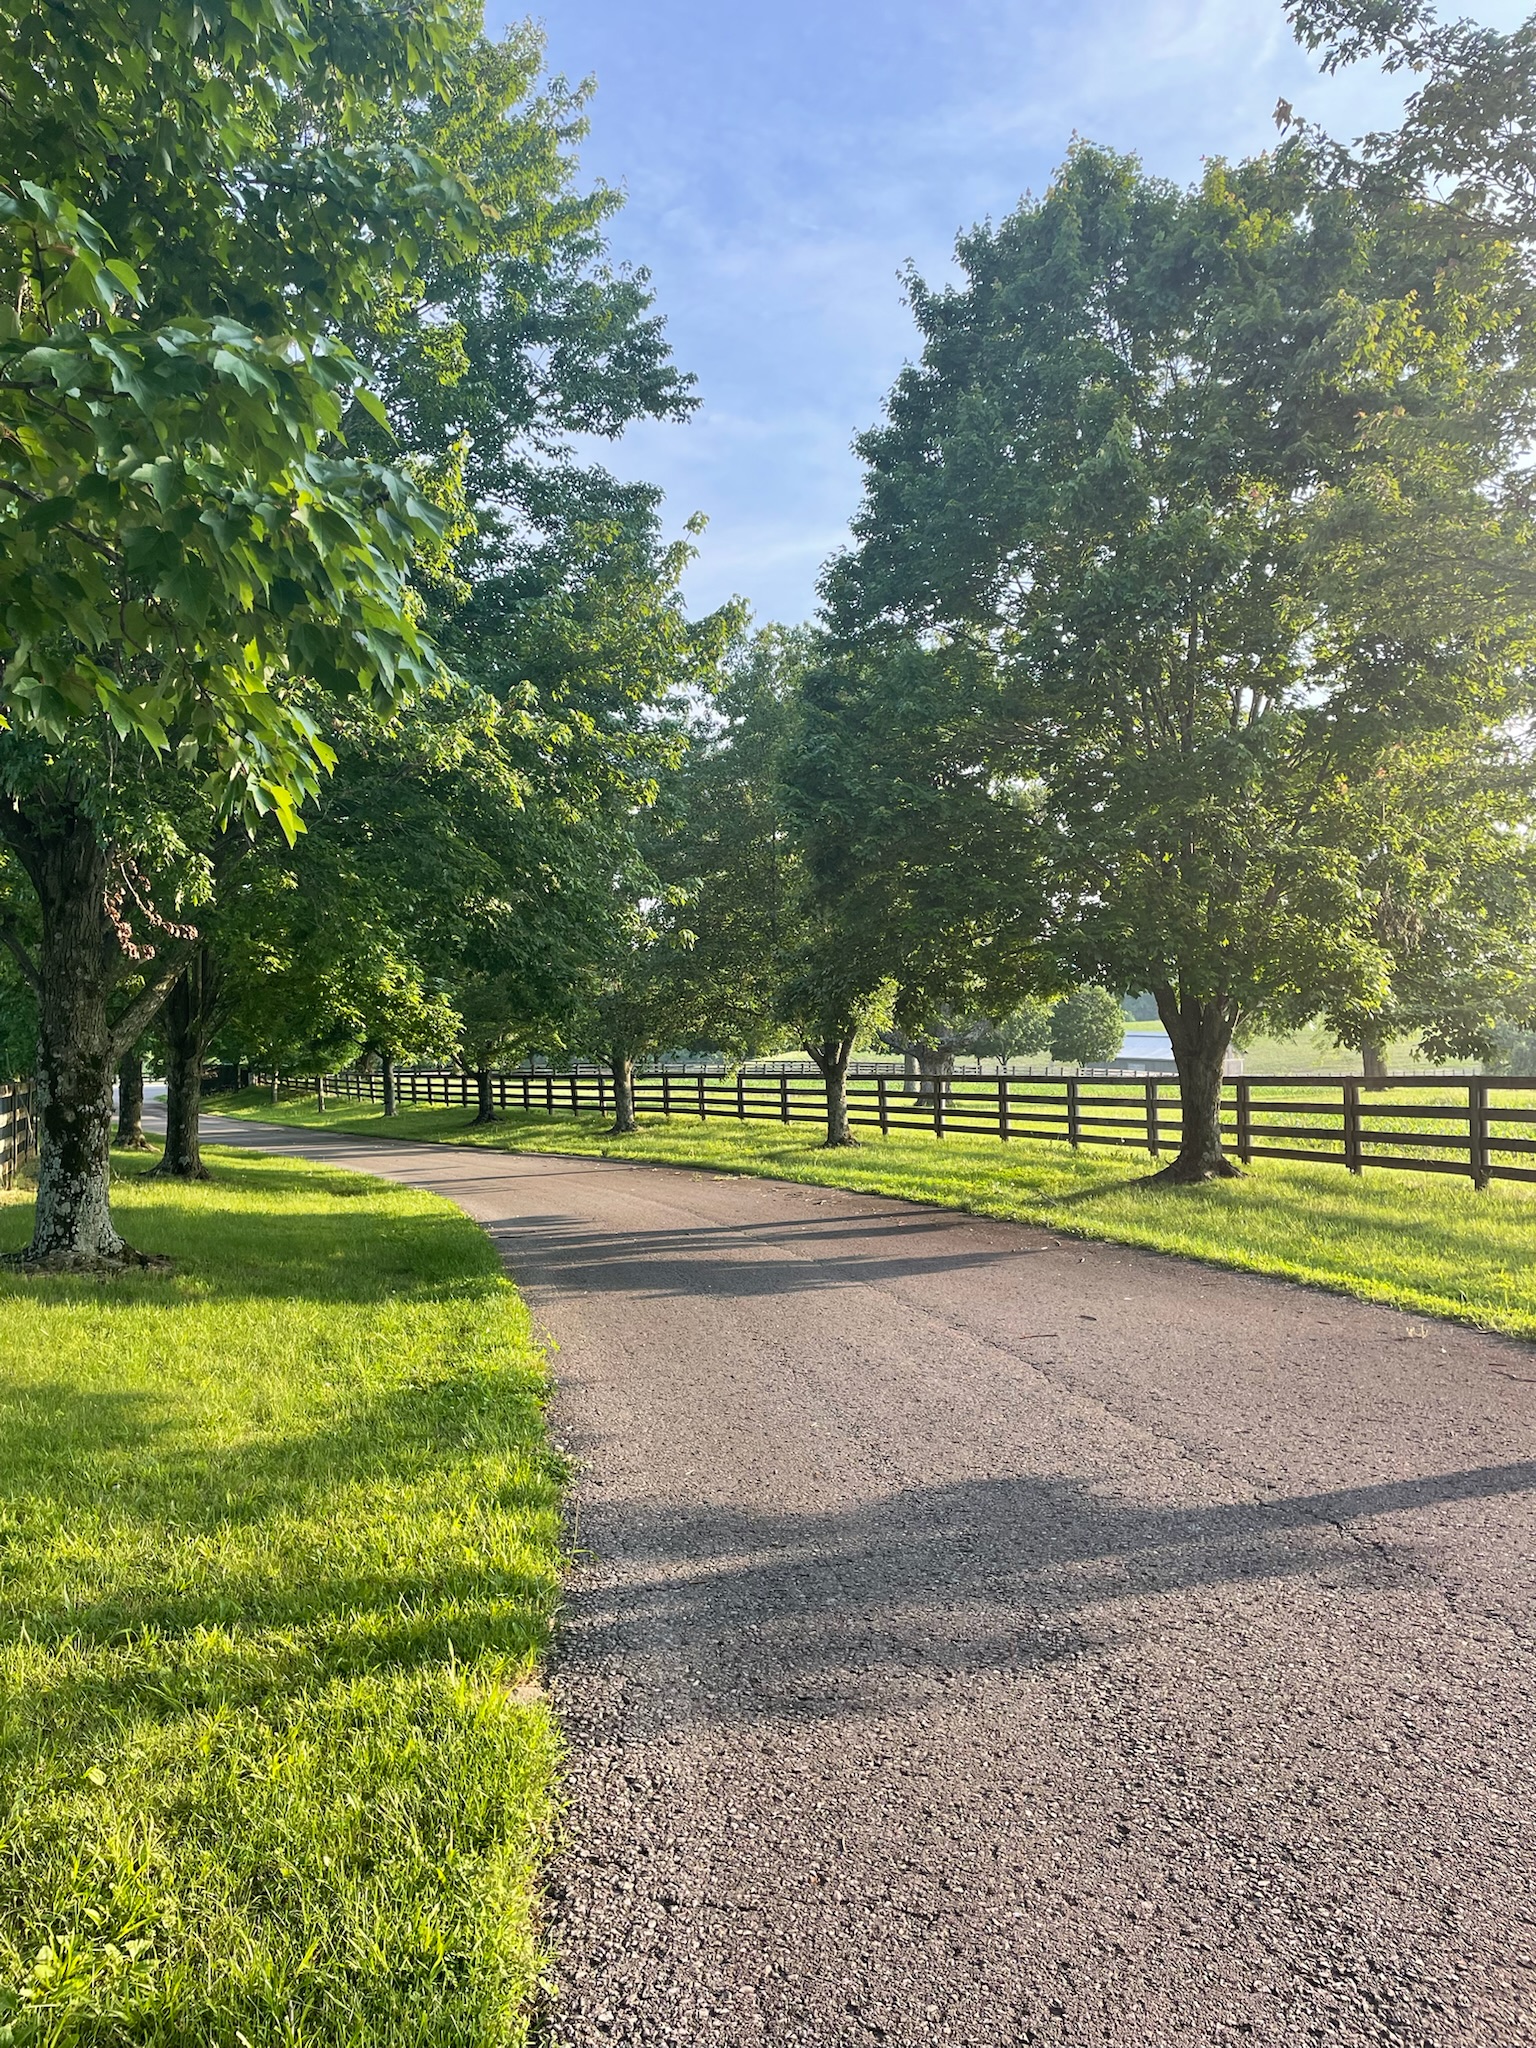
[202,1115,1536,2047]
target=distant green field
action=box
[213,1089,1536,1343]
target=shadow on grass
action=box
[0,1153,502,1308]
[0,1145,561,1750]
[0,1352,562,1739]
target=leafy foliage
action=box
[1048,987,1126,1067]
[0,0,481,835]
[822,140,1536,1171]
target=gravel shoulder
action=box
[201,1116,1536,2048]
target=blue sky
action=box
[508,1,1523,626]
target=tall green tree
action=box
[0,0,479,1262]
[824,142,1536,1178]
[152,21,717,1169]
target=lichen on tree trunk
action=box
[0,803,180,1265]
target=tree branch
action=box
[0,914,39,990]
[109,939,199,1062]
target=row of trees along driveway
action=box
[6,0,1536,1244]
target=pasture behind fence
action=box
[289,1063,1536,1190]
[0,1077,36,1191]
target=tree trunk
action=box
[902,1051,919,1096]
[0,805,146,1264]
[270,1072,280,1104]
[382,1056,397,1117]
[1155,990,1240,1183]
[914,1044,955,1107]
[152,953,215,1181]
[1360,1031,1388,1087]
[808,1039,857,1146]
[471,1063,498,1125]
[115,1047,148,1150]
[609,1048,637,1134]
[317,1074,327,1112]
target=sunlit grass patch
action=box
[0,1148,564,2046]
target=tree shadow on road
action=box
[555,1458,1536,1726]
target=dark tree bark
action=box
[382,1056,397,1117]
[0,802,184,1264]
[152,950,220,1181]
[115,1048,148,1150]
[471,1062,498,1125]
[609,1047,637,1134]
[1154,989,1240,1182]
[1360,1030,1388,1086]
[807,1036,858,1146]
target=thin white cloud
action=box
[522,0,1530,624]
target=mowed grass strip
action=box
[0,1148,563,2047]
[215,1089,1536,1342]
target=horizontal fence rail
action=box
[275,1064,1536,1190]
[0,1076,36,1191]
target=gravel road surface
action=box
[203,1116,1536,2047]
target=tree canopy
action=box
[821,140,1536,1175]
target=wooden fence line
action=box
[278,1064,1536,1190]
[0,1077,36,1192]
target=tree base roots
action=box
[149,1162,212,1182]
[1148,1155,1244,1186]
[0,1245,174,1277]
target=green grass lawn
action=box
[213,1087,1536,1343]
[0,1147,563,2046]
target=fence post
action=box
[933,1077,945,1139]
[1343,1078,1363,1175]
[878,1072,890,1136]
[661,1069,672,1119]
[1067,1075,1080,1150]
[1145,1079,1160,1159]
[598,1070,607,1119]
[998,1073,1010,1142]
[1236,1077,1253,1166]
[1469,1077,1491,1190]
[737,1070,745,1121]
[780,1073,790,1124]
[521,1074,530,1113]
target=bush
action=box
[1049,987,1125,1065]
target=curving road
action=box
[201,1114,1536,2048]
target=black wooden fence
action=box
[295,1064,1536,1189]
[0,1077,36,1191]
